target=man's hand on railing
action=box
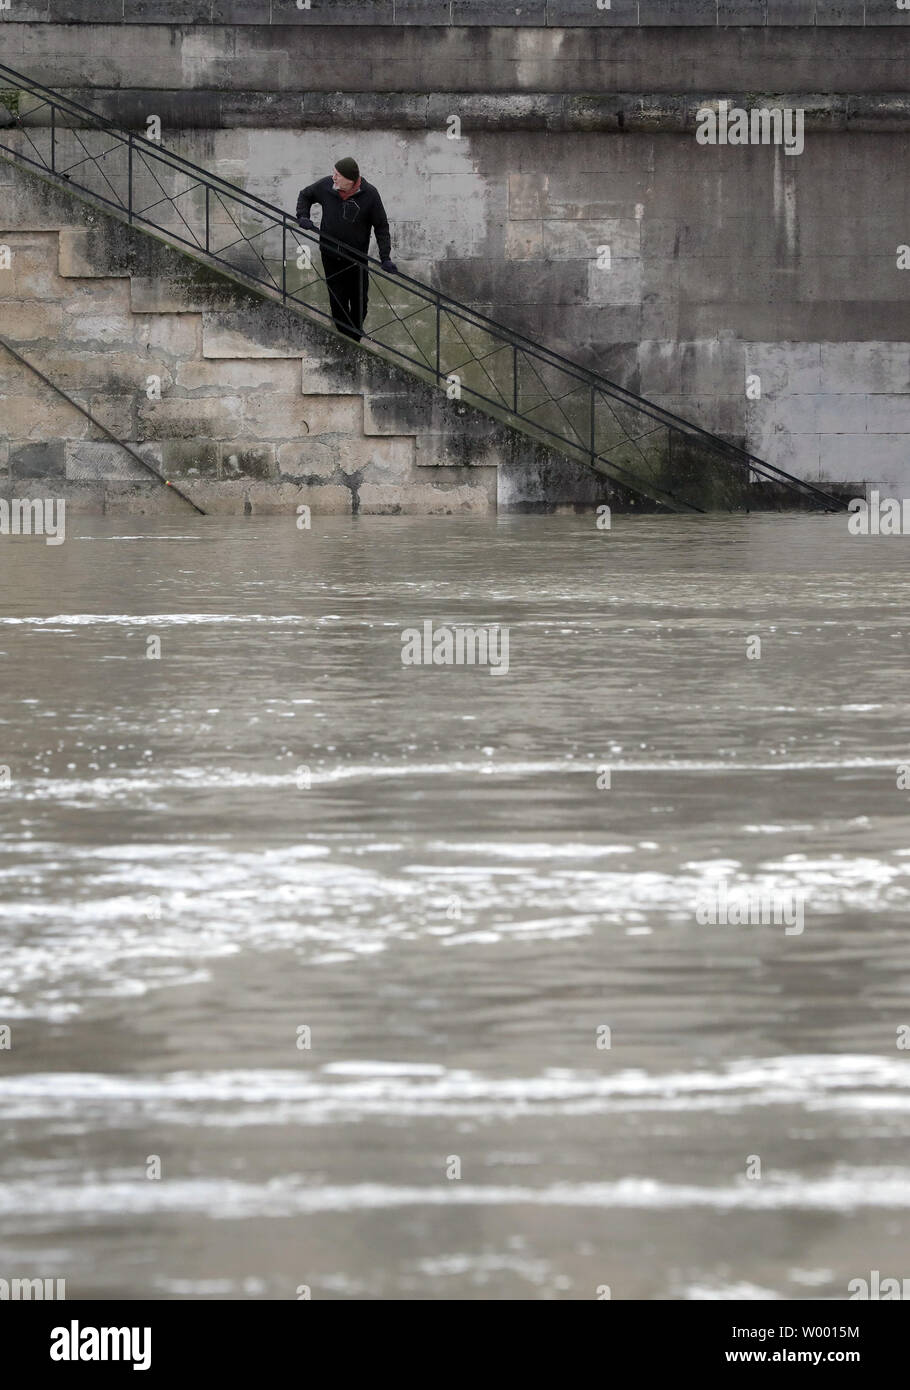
[297,216,317,232]
[381,259,399,274]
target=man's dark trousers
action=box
[322,247,368,342]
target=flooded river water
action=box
[1,512,908,1299]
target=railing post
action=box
[204,185,210,254]
[50,104,55,172]
[435,294,441,383]
[513,345,518,416]
[589,384,595,462]
[127,134,132,224]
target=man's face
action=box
[332,169,356,193]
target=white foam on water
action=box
[1,1169,909,1222]
[681,1282,784,1300]
[1,830,909,1016]
[0,760,903,812]
[2,1056,908,1125]
[0,614,309,626]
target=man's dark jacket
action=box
[296,177,391,261]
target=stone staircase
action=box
[0,161,631,516]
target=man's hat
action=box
[334,157,359,181]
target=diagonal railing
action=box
[0,335,206,514]
[0,62,846,514]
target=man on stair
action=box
[296,158,398,344]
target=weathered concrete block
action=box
[717,0,768,20]
[1,394,86,441]
[51,482,108,514]
[814,0,858,24]
[747,394,819,444]
[159,440,219,477]
[293,396,363,437]
[49,0,122,17]
[85,396,136,442]
[242,391,344,439]
[277,439,338,479]
[63,310,136,351]
[548,0,639,21]
[587,258,643,306]
[0,234,61,299]
[0,301,64,342]
[745,430,821,481]
[125,0,214,20]
[823,433,909,482]
[65,440,151,481]
[815,393,870,434]
[675,339,747,398]
[497,437,624,511]
[505,222,544,261]
[801,255,902,304]
[271,0,395,22]
[414,434,505,469]
[2,477,107,516]
[220,443,276,480]
[638,0,718,23]
[431,92,566,134]
[649,392,742,436]
[246,480,352,514]
[363,392,497,440]
[865,395,910,433]
[63,279,135,320]
[137,395,244,441]
[766,0,815,21]
[436,258,588,305]
[0,350,36,394]
[103,481,191,517]
[203,309,309,359]
[299,355,365,396]
[453,0,546,23]
[508,173,551,221]
[23,348,168,395]
[178,481,249,514]
[335,435,415,479]
[641,218,681,260]
[864,0,910,21]
[134,313,202,359]
[358,472,497,514]
[58,228,106,279]
[0,440,8,477]
[130,271,255,315]
[3,2,51,19]
[362,394,417,437]
[638,340,683,396]
[175,358,301,394]
[743,343,823,396]
[392,0,453,24]
[819,343,910,395]
[129,277,221,315]
[9,441,65,479]
[211,0,271,21]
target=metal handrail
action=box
[0,60,847,512]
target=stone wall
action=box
[4,23,910,97]
[0,2,905,27]
[2,11,910,497]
